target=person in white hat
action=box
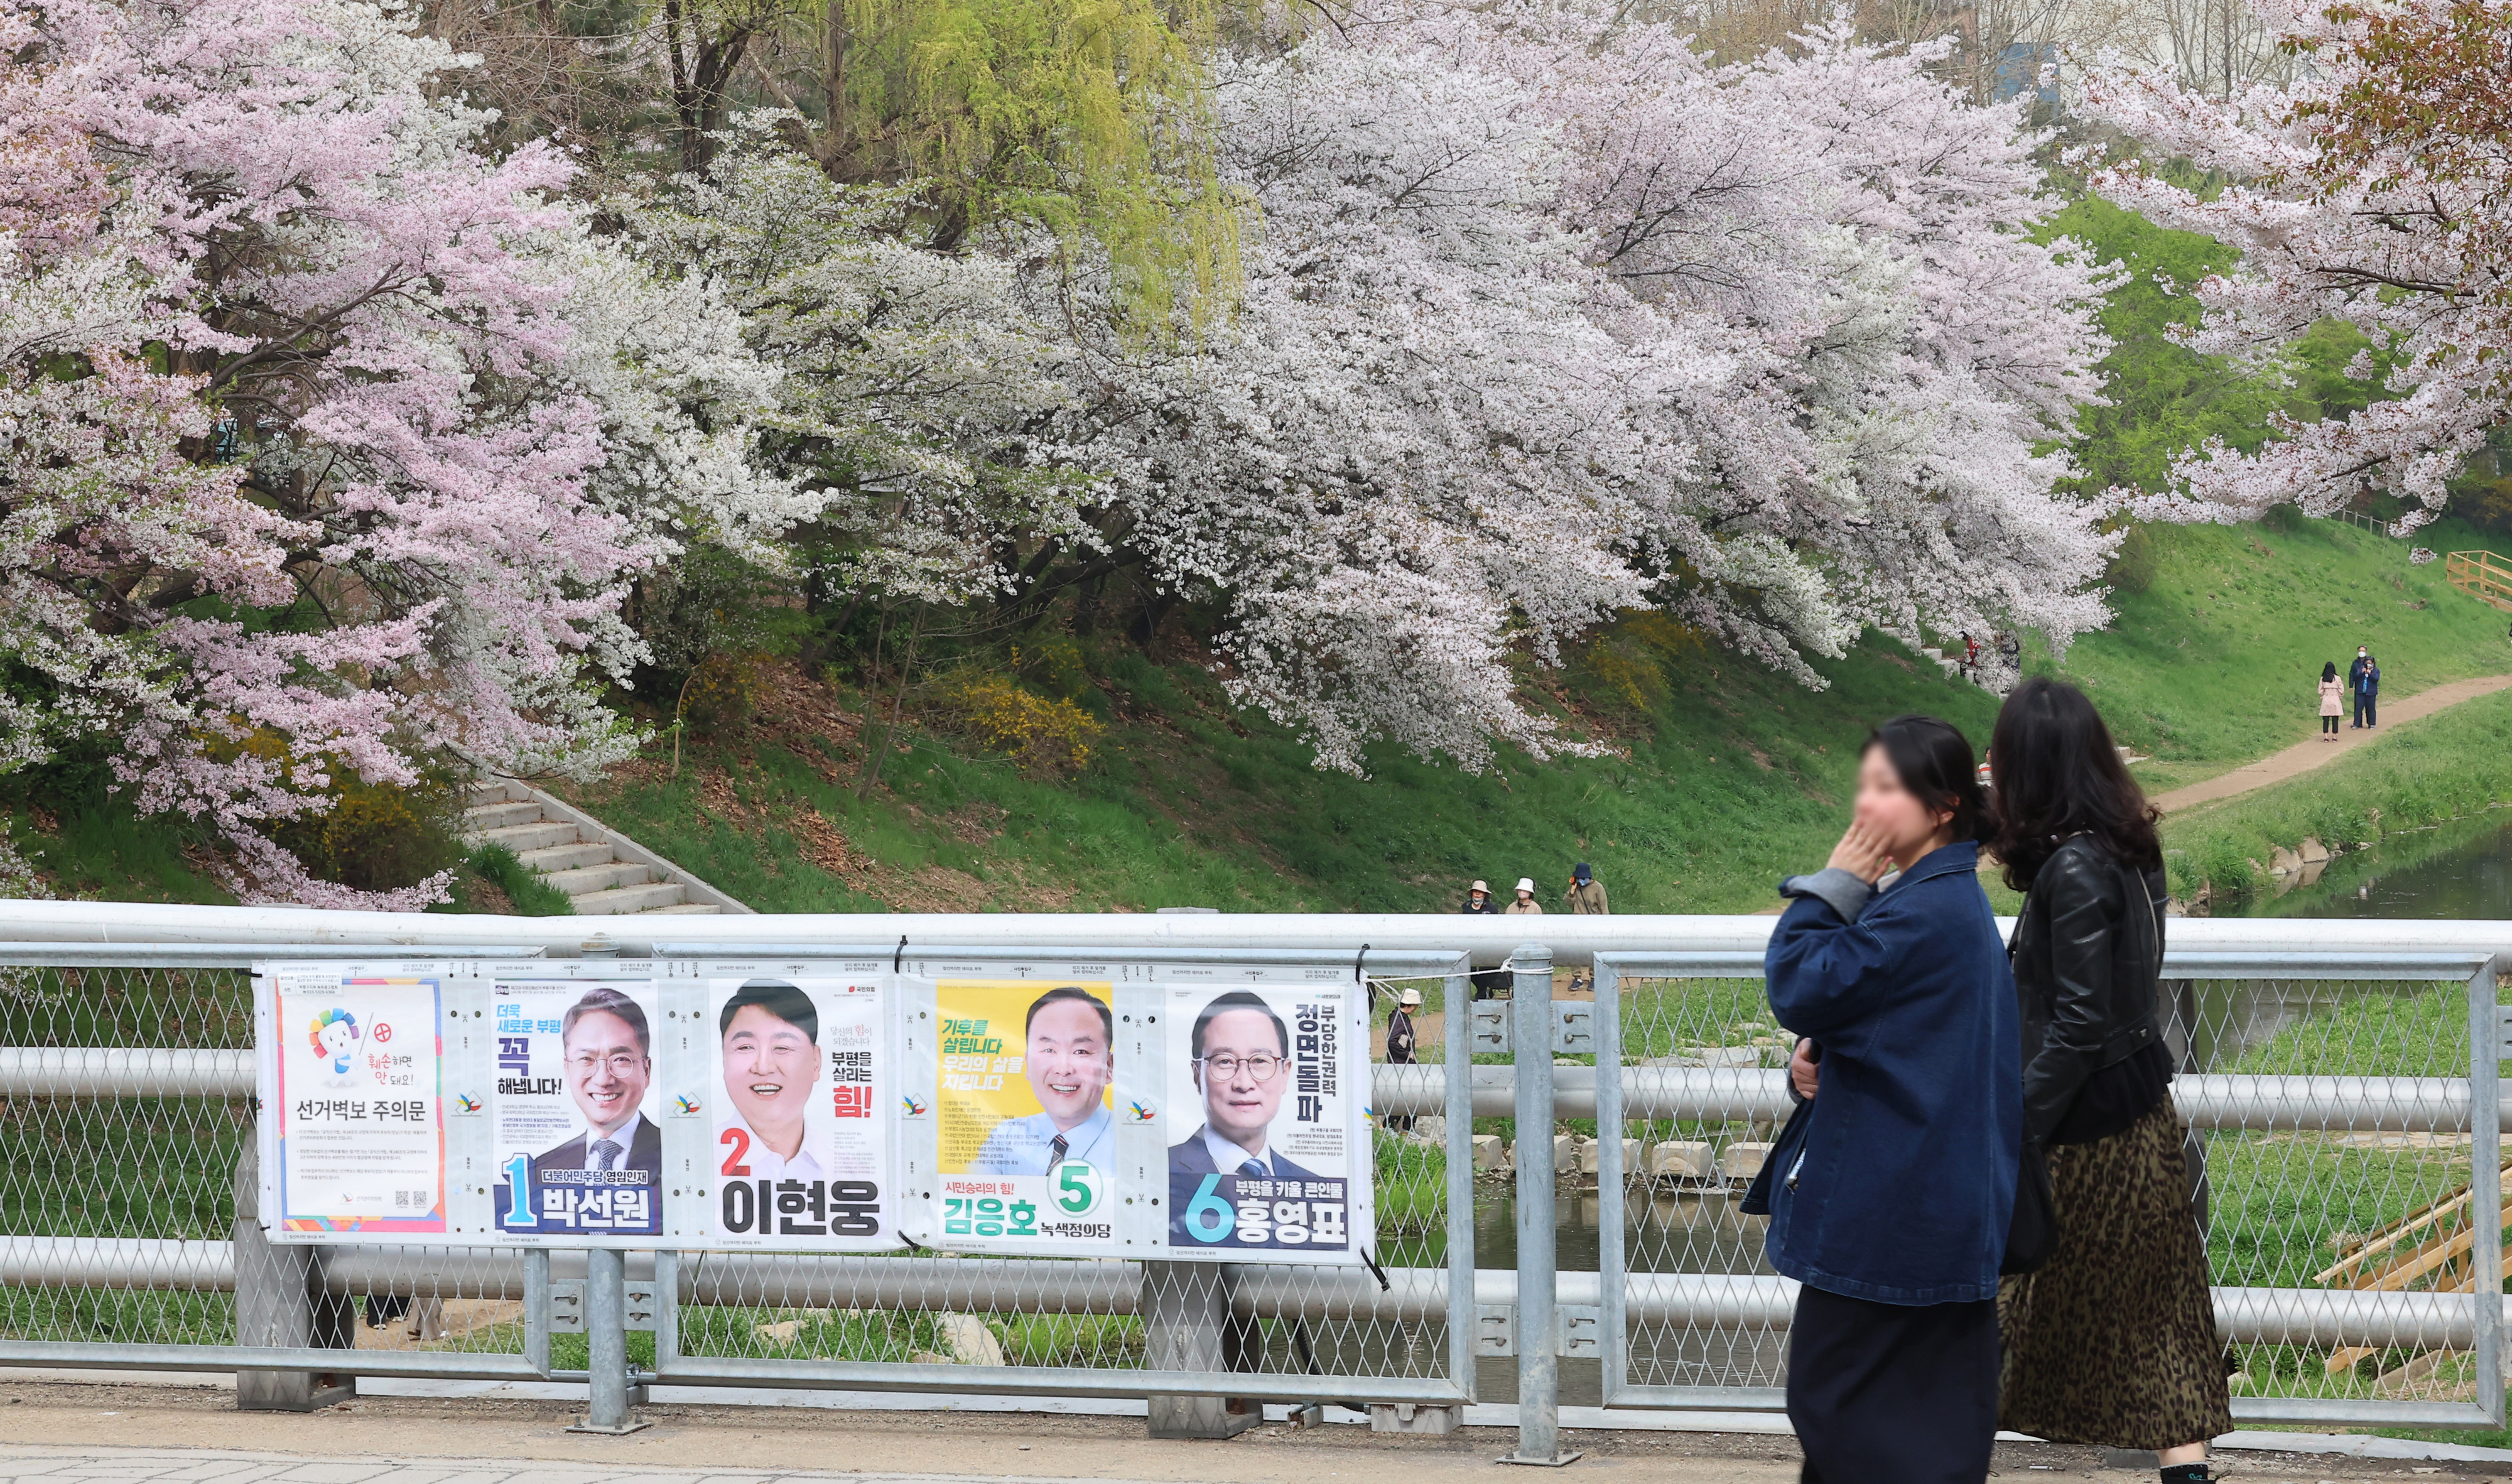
[1504,877,1544,916]
[1383,987,1424,1130]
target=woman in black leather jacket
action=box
[1987,679,2229,1484]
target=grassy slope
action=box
[2045,514,2512,796]
[561,636,2006,918]
[556,514,2512,918]
[18,511,2512,915]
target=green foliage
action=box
[269,772,466,894]
[460,843,577,916]
[2047,194,2393,498]
[2104,524,2158,593]
[630,544,796,695]
[818,0,1240,330]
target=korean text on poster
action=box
[491,978,663,1240]
[266,967,447,1236]
[934,979,1118,1252]
[1163,985,1360,1259]
[706,975,894,1248]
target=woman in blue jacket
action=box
[1744,713,2020,1484]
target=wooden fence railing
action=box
[2446,550,2512,615]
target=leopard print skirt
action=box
[1997,1097,2233,1449]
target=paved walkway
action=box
[2150,673,2512,815]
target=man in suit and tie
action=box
[1169,992,1321,1244]
[538,987,661,1178]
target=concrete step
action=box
[479,821,582,853]
[571,882,691,915]
[1920,646,1943,660]
[544,862,656,895]
[519,841,617,874]
[647,903,725,914]
[462,800,546,832]
[466,778,531,807]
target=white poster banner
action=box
[264,965,447,1237]
[704,973,896,1248]
[1159,982,1367,1262]
[491,976,664,1242]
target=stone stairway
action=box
[460,777,748,917]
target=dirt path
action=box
[2150,674,2512,816]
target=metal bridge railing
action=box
[1593,948,2508,1432]
[2,922,2509,1451]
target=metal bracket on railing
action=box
[1476,1304,1515,1355]
[548,1279,587,1333]
[1557,1306,1601,1358]
[623,1283,658,1332]
[2494,1003,2512,1063]
[1471,1000,1512,1053]
[1551,1003,1593,1055]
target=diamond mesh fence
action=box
[657,970,1466,1390]
[0,961,530,1364]
[1594,961,2504,1423]
[6,943,2496,1427]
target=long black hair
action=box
[1985,677,2162,891]
[1866,713,1986,843]
[2322,661,2337,683]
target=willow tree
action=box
[662,0,1240,330]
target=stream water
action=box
[2212,810,2512,921]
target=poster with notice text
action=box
[933,978,1119,1254]
[491,977,663,1241]
[1161,983,1364,1261]
[265,966,447,1237]
[705,973,896,1248]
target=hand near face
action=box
[1824,816,1894,883]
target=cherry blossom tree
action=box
[0,0,783,904]
[2080,0,2512,529]
[1039,3,2114,772]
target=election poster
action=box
[705,973,895,1248]
[934,978,1120,1252]
[490,976,664,1241]
[264,965,447,1236]
[1161,983,1365,1261]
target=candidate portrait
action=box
[717,979,823,1179]
[967,986,1113,1176]
[535,987,662,1178]
[1167,990,1318,1186]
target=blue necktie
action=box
[1238,1158,1267,1179]
[592,1139,621,1172]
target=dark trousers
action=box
[1787,1285,1998,1484]
[2354,693,2375,726]
[2322,715,2339,735]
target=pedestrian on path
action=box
[1564,862,1609,914]
[2347,647,2369,727]
[1461,880,1508,999]
[1748,713,2017,1484]
[1383,987,1421,1130]
[2356,652,2381,728]
[2317,663,2344,740]
[1504,877,1544,915]
[1987,678,2231,1483]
